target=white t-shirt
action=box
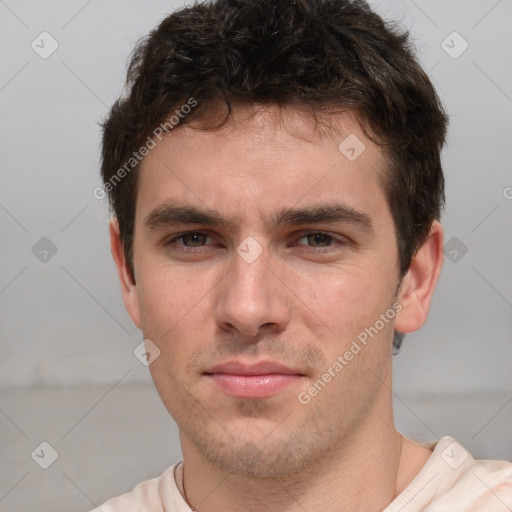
[91,436,512,511]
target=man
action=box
[93,0,512,510]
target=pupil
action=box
[185,233,204,247]
[309,233,330,247]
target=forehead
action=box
[135,105,390,230]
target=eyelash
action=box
[164,231,347,253]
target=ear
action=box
[395,221,444,333]
[109,218,142,330]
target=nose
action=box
[214,245,291,338]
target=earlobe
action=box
[394,221,444,334]
[109,218,142,330]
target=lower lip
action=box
[207,373,303,399]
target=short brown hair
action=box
[100,0,448,350]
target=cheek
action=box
[295,263,386,329]
[293,261,398,371]
[137,268,195,352]
[138,261,206,320]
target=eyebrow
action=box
[143,202,373,234]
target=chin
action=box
[189,424,326,479]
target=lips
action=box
[204,360,305,399]
[205,361,303,376]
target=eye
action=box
[166,231,212,248]
[297,232,339,248]
[303,232,333,247]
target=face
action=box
[124,105,405,477]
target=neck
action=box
[175,415,431,512]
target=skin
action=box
[110,104,444,511]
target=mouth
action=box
[203,360,306,399]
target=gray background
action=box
[0,0,511,510]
